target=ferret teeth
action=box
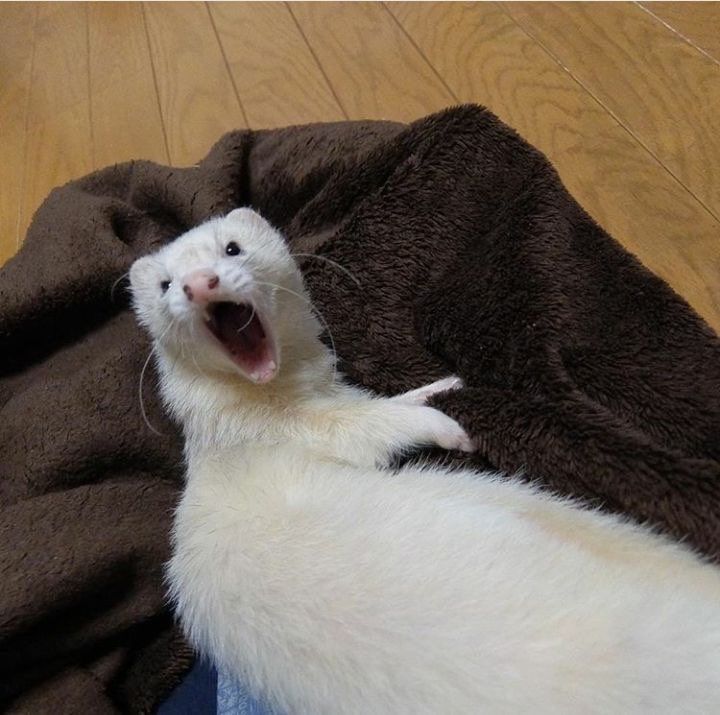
[202,308,211,322]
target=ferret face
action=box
[129,208,302,384]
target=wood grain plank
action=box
[0,3,36,264]
[19,2,94,244]
[506,2,720,220]
[641,2,720,63]
[210,2,344,128]
[290,1,454,121]
[142,1,246,166]
[88,2,168,168]
[390,2,720,331]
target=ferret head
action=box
[130,208,311,384]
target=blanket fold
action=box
[1,105,718,713]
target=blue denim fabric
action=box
[158,658,217,715]
[157,657,280,714]
[217,670,277,715]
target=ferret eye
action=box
[225,241,242,256]
[160,280,171,294]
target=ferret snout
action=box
[182,269,220,304]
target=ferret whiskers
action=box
[236,303,257,334]
[290,253,362,289]
[187,322,212,380]
[139,349,164,436]
[254,280,339,382]
[110,271,130,303]
[138,319,176,436]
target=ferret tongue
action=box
[211,303,274,380]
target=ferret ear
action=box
[226,207,267,228]
[129,255,157,290]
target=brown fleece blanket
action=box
[1,105,719,713]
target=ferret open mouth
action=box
[204,301,277,383]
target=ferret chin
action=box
[130,208,720,715]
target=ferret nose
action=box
[182,270,220,304]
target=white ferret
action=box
[130,208,720,715]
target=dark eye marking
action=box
[225,241,242,256]
[160,280,171,294]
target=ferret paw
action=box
[394,375,464,406]
[425,408,476,453]
[436,426,476,453]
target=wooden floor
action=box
[1,1,719,331]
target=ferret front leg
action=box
[391,375,464,405]
[308,394,474,468]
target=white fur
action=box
[130,209,720,714]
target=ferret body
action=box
[130,208,720,714]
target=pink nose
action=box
[182,270,220,304]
